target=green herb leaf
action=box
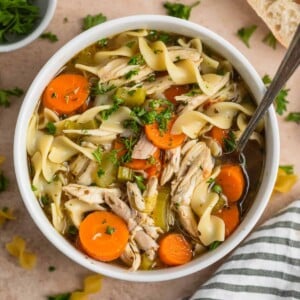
[223,130,236,152]
[105,225,116,235]
[285,112,300,124]
[91,83,115,96]
[163,1,200,20]
[82,13,107,31]
[48,293,71,300]
[98,38,108,47]
[128,54,145,66]
[41,195,51,206]
[0,87,23,107]
[0,1,40,43]
[262,31,277,49]
[40,32,58,43]
[108,149,119,165]
[63,17,68,24]
[124,69,139,80]
[97,168,105,177]
[45,122,56,135]
[120,136,138,164]
[237,25,257,48]
[279,165,294,175]
[100,97,124,120]
[262,74,272,85]
[212,184,223,194]
[134,174,146,192]
[92,147,103,164]
[207,178,215,184]
[123,119,142,135]
[209,241,221,251]
[48,266,56,272]
[126,40,136,48]
[67,225,78,236]
[0,171,8,192]
[31,184,37,192]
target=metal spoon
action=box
[223,25,300,214]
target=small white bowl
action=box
[0,0,57,52]
[14,15,280,282]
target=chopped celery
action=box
[144,195,157,214]
[212,196,226,214]
[140,253,154,270]
[115,87,146,107]
[94,153,117,187]
[151,186,170,232]
[117,166,133,181]
[63,119,99,130]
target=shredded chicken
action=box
[176,94,210,114]
[132,134,157,160]
[160,146,181,185]
[127,182,145,212]
[120,240,141,272]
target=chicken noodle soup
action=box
[27,29,264,270]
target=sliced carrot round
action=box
[145,117,186,150]
[215,204,240,237]
[158,233,192,266]
[79,211,129,262]
[164,85,190,104]
[43,73,89,115]
[216,164,246,202]
[209,126,229,149]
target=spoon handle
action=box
[237,25,300,152]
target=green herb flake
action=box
[146,74,156,82]
[63,17,68,24]
[48,266,56,272]
[92,147,103,164]
[126,40,136,48]
[279,165,294,175]
[98,38,108,47]
[212,184,223,194]
[48,293,71,300]
[207,178,215,185]
[285,112,300,124]
[223,130,236,152]
[262,74,272,85]
[0,171,8,192]
[108,150,119,165]
[123,119,141,135]
[45,122,56,135]
[120,136,138,164]
[124,69,139,80]
[0,87,23,108]
[148,156,156,165]
[41,195,51,206]
[128,54,145,66]
[31,185,37,192]
[209,241,221,251]
[91,83,115,96]
[100,97,124,120]
[40,32,58,43]
[105,225,116,235]
[82,13,107,31]
[97,168,105,177]
[0,0,40,43]
[67,225,78,236]
[237,25,257,48]
[263,31,277,49]
[163,1,200,20]
[134,175,146,192]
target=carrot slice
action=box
[209,126,229,149]
[216,164,246,203]
[158,233,192,266]
[215,204,240,237]
[125,149,160,170]
[145,117,186,150]
[79,211,129,262]
[43,73,89,115]
[164,85,190,104]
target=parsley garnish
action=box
[0,87,23,107]
[105,225,116,235]
[40,32,58,43]
[223,130,236,152]
[212,184,223,194]
[0,0,40,43]
[97,168,105,177]
[209,241,221,251]
[41,195,51,206]
[146,74,156,82]
[237,25,257,48]
[67,225,78,236]
[92,147,103,164]
[263,31,277,49]
[45,122,56,135]
[48,293,71,300]
[100,97,124,120]
[279,165,294,175]
[262,74,289,115]
[119,136,138,164]
[108,150,119,165]
[134,175,146,192]
[163,1,200,20]
[82,13,107,31]
[98,38,108,47]
[31,184,37,192]
[91,83,115,96]
[124,69,139,80]
[285,112,300,124]
[0,171,8,192]
[123,119,142,135]
[128,54,145,66]
[63,17,68,24]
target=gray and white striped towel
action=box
[189,200,300,300]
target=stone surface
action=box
[0,0,299,299]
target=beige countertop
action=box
[0,0,299,299]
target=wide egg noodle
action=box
[38,108,59,129]
[26,114,41,156]
[274,168,298,193]
[0,208,15,227]
[197,193,225,246]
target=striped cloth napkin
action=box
[189,200,300,300]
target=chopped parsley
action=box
[108,150,119,165]
[119,136,138,164]
[105,225,116,235]
[40,32,58,43]
[146,74,156,82]
[223,130,236,152]
[0,87,23,107]
[123,119,142,135]
[163,1,200,20]
[128,54,145,66]
[0,171,8,192]
[279,165,294,175]
[100,97,124,120]
[0,0,40,43]
[41,195,51,206]
[67,225,78,236]
[82,13,107,31]
[48,266,56,272]
[285,112,300,124]
[45,122,56,135]
[262,74,289,115]
[237,25,257,48]
[126,40,136,48]
[48,293,71,300]
[91,83,115,96]
[63,17,68,24]
[98,38,108,47]
[97,168,105,177]
[262,31,277,49]
[212,184,222,194]
[124,69,139,80]
[31,184,37,192]
[92,147,103,164]
[209,241,221,251]
[134,174,146,192]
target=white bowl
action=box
[0,0,57,52]
[14,15,280,282]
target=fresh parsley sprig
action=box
[163,1,200,20]
[0,87,23,107]
[237,25,257,48]
[82,13,107,31]
[40,32,58,43]
[285,112,300,124]
[263,31,277,49]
